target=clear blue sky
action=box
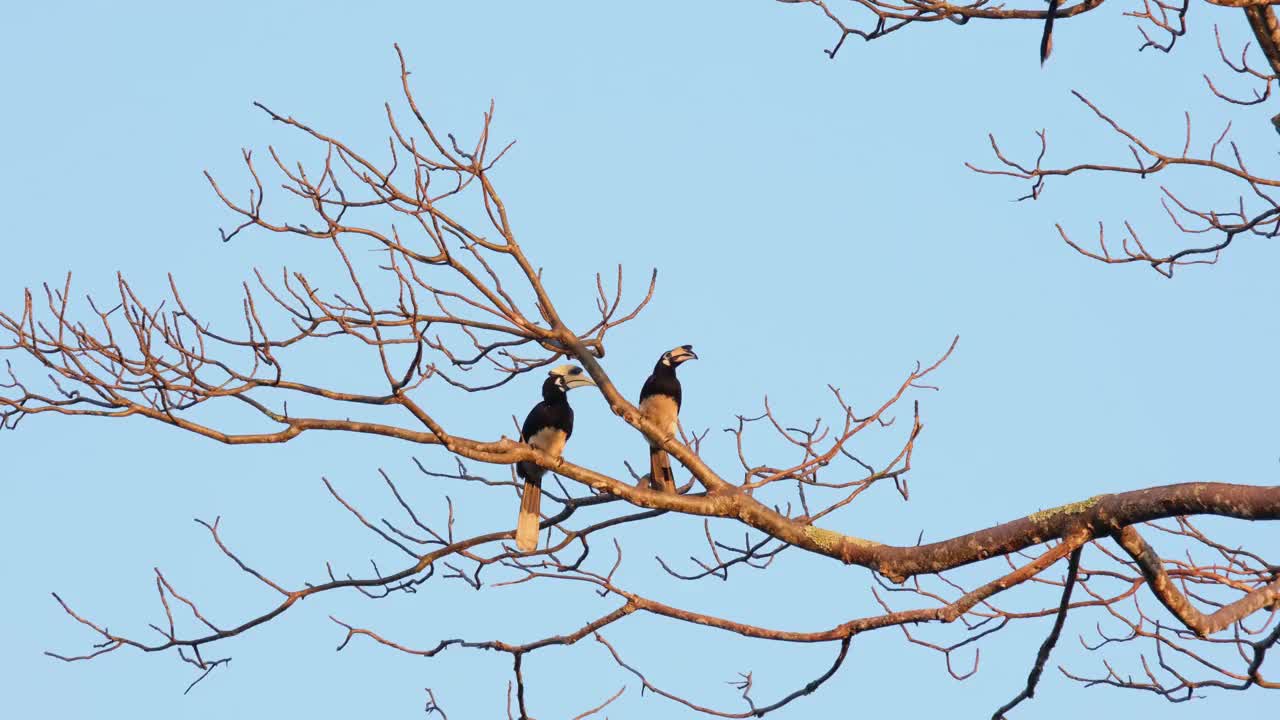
[2,2,1276,718]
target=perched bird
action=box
[515,364,596,552]
[638,344,698,493]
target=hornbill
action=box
[514,364,596,553]
[638,344,697,493]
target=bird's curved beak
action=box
[675,345,698,363]
[564,374,598,390]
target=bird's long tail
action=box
[649,445,675,493]
[1040,0,1059,65]
[516,475,543,552]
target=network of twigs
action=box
[4,31,1280,720]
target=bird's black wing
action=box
[640,372,682,410]
[521,400,574,442]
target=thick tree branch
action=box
[1114,525,1280,637]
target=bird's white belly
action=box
[639,394,679,438]
[525,426,567,457]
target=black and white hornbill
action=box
[638,344,697,493]
[515,364,596,552]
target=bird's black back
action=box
[640,361,682,409]
[521,397,574,443]
[521,376,574,442]
[517,378,575,482]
